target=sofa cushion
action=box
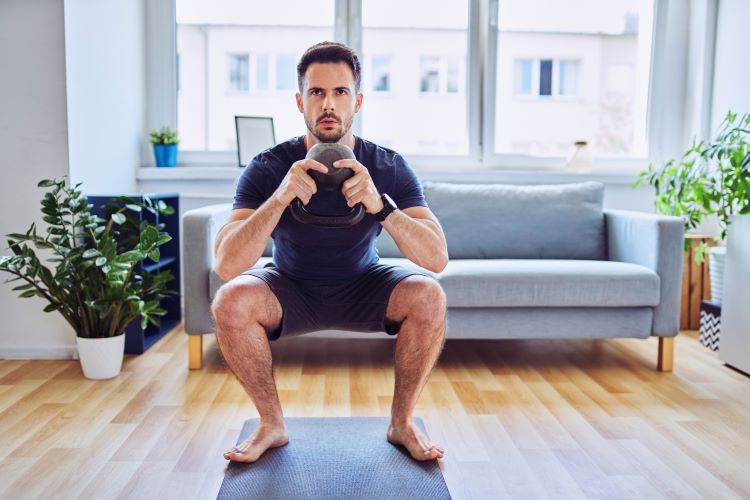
[210,257,659,309]
[380,257,659,308]
[377,181,606,260]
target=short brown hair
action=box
[297,41,361,92]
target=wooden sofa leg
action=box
[188,335,203,370]
[657,337,674,372]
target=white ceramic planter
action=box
[709,246,727,305]
[76,334,125,380]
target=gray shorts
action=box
[242,263,427,340]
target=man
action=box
[212,42,448,463]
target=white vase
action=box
[709,246,727,305]
[564,140,593,173]
[76,334,125,380]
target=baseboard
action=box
[0,345,78,360]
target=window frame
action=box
[152,0,697,173]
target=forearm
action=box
[214,198,286,280]
[381,210,448,272]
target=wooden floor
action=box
[1,327,749,499]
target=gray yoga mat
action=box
[217,417,451,500]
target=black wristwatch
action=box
[375,193,398,222]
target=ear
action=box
[296,92,303,113]
[354,92,363,113]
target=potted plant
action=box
[0,177,176,379]
[150,126,180,167]
[634,110,750,302]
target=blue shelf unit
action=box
[87,193,181,354]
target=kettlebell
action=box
[290,143,365,228]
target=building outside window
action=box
[175,0,653,163]
[229,54,249,92]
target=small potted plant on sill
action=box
[150,126,180,167]
[0,177,177,379]
[634,110,750,303]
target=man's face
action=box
[296,62,362,143]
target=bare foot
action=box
[387,421,445,461]
[223,422,289,463]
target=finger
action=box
[300,159,328,173]
[346,191,366,207]
[342,173,364,191]
[344,183,367,200]
[294,170,318,194]
[333,159,363,172]
[292,178,313,200]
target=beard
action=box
[305,112,353,143]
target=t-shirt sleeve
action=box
[233,157,271,210]
[392,154,427,209]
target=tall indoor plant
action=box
[0,177,176,378]
[634,110,750,301]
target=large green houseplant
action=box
[634,111,750,305]
[634,111,750,261]
[0,177,176,377]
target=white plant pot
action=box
[76,334,125,380]
[709,246,727,305]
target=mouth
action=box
[318,116,339,127]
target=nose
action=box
[322,92,334,112]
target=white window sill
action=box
[136,165,640,185]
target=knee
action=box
[211,279,267,333]
[402,277,447,328]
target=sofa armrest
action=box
[182,203,233,334]
[604,209,684,337]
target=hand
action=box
[273,159,328,206]
[334,159,384,214]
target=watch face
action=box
[382,193,397,210]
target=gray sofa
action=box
[183,181,683,371]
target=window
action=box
[171,0,657,165]
[539,59,553,96]
[558,60,579,96]
[362,1,469,155]
[493,0,654,157]
[229,55,249,92]
[176,0,335,151]
[256,54,269,91]
[513,59,532,95]
[420,56,441,93]
[371,55,391,92]
[275,54,296,91]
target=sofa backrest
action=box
[376,181,607,260]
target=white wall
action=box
[710,0,750,132]
[0,0,76,358]
[64,0,144,195]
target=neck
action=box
[304,132,356,151]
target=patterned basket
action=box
[699,300,721,351]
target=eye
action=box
[310,89,322,96]
[336,88,348,95]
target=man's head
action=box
[296,42,363,144]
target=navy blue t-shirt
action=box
[233,136,427,285]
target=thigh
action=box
[317,263,427,334]
[242,267,322,340]
[212,274,282,333]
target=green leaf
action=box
[95,256,107,266]
[125,204,142,212]
[82,249,100,259]
[43,303,61,313]
[148,248,160,262]
[37,179,55,187]
[19,290,37,298]
[111,213,126,225]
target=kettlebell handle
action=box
[291,199,365,228]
